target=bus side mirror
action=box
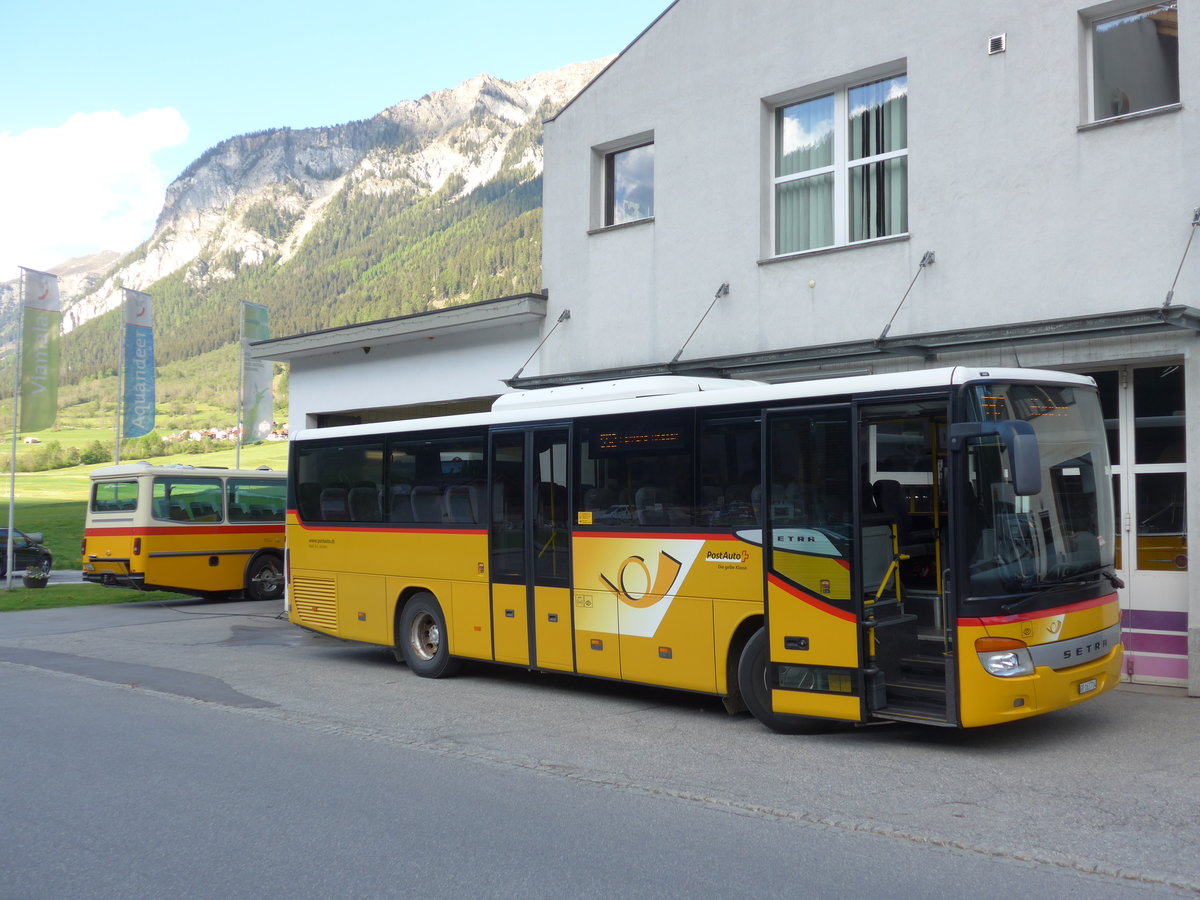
[949,421,1042,497]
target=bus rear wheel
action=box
[737,627,837,735]
[397,592,462,678]
[245,554,283,601]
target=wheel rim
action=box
[252,561,281,597]
[408,611,440,662]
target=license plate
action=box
[1078,678,1098,695]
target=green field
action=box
[0,441,287,608]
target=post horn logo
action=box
[599,551,683,608]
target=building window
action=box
[605,142,654,226]
[773,73,907,255]
[1089,3,1179,122]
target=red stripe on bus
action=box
[767,572,857,623]
[291,521,486,536]
[572,530,742,542]
[85,525,282,537]
[958,593,1118,627]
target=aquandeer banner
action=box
[122,289,155,439]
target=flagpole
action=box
[236,302,244,470]
[6,271,23,589]
[114,307,123,464]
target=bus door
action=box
[859,403,953,725]
[488,426,574,672]
[762,406,863,722]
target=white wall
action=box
[287,321,539,429]
[543,0,1199,374]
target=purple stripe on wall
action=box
[1128,654,1189,680]
[1123,632,1188,655]
[1121,608,1188,632]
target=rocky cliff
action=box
[3,59,604,340]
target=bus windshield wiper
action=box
[1000,566,1123,613]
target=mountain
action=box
[2,59,605,424]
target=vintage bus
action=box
[83,463,286,601]
[286,368,1123,732]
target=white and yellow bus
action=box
[286,368,1123,732]
[84,463,286,601]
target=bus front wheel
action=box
[397,592,463,678]
[737,627,837,735]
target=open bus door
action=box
[857,403,955,726]
[759,406,865,726]
[756,403,955,732]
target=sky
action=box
[0,0,670,281]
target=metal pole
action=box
[7,271,23,589]
[114,305,123,465]
[236,303,244,470]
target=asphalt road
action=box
[2,596,1198,897]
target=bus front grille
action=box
[292,577,338,633]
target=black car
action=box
[0,529,53,577]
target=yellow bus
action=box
[286,367,1123,732]
[83,463,286,601]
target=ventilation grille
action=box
[292,576,338,633]
[988,33,1007,55]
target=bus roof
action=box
[293,366,1097,444]
[89,462,285,480]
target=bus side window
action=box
[411,485,443,522]
[297,483,321,521]
[349,484,382,522]
[319,488,350,521]
[698,413,760,528]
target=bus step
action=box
[884,655,947,711]
[872,706,955,727]
[884,682,946,711]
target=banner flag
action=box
[241,302,272,442]
[122,290,155,438]
[18,268,62,433]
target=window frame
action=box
[769,69,908,258]
[1081,1,1180,126]
[592,132,655,231]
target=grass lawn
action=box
[0,582,189,612]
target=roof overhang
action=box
[250,293,547,363]
[509,305,1200,388]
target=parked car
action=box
[0,529,53,577]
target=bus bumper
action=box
[83,567,146,590]
[959,643,1124,728]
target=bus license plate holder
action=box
[1078,677,1098,695]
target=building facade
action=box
[251,294,548,428]
[537,0,1199,692]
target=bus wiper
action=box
[1000,566,1123,613]
[1000,591,1040,614]
[1062,565,1125,590]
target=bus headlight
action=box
[975,637,1034,677]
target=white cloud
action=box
[0,108,188,279]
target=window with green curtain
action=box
[848,76,908,242]
[775,95,834,253]
[773,72,907,255]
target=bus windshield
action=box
[962,382,1115,603]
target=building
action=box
[251,293,548,427]
[534,0,1196,692]
[257,0,1198,694]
